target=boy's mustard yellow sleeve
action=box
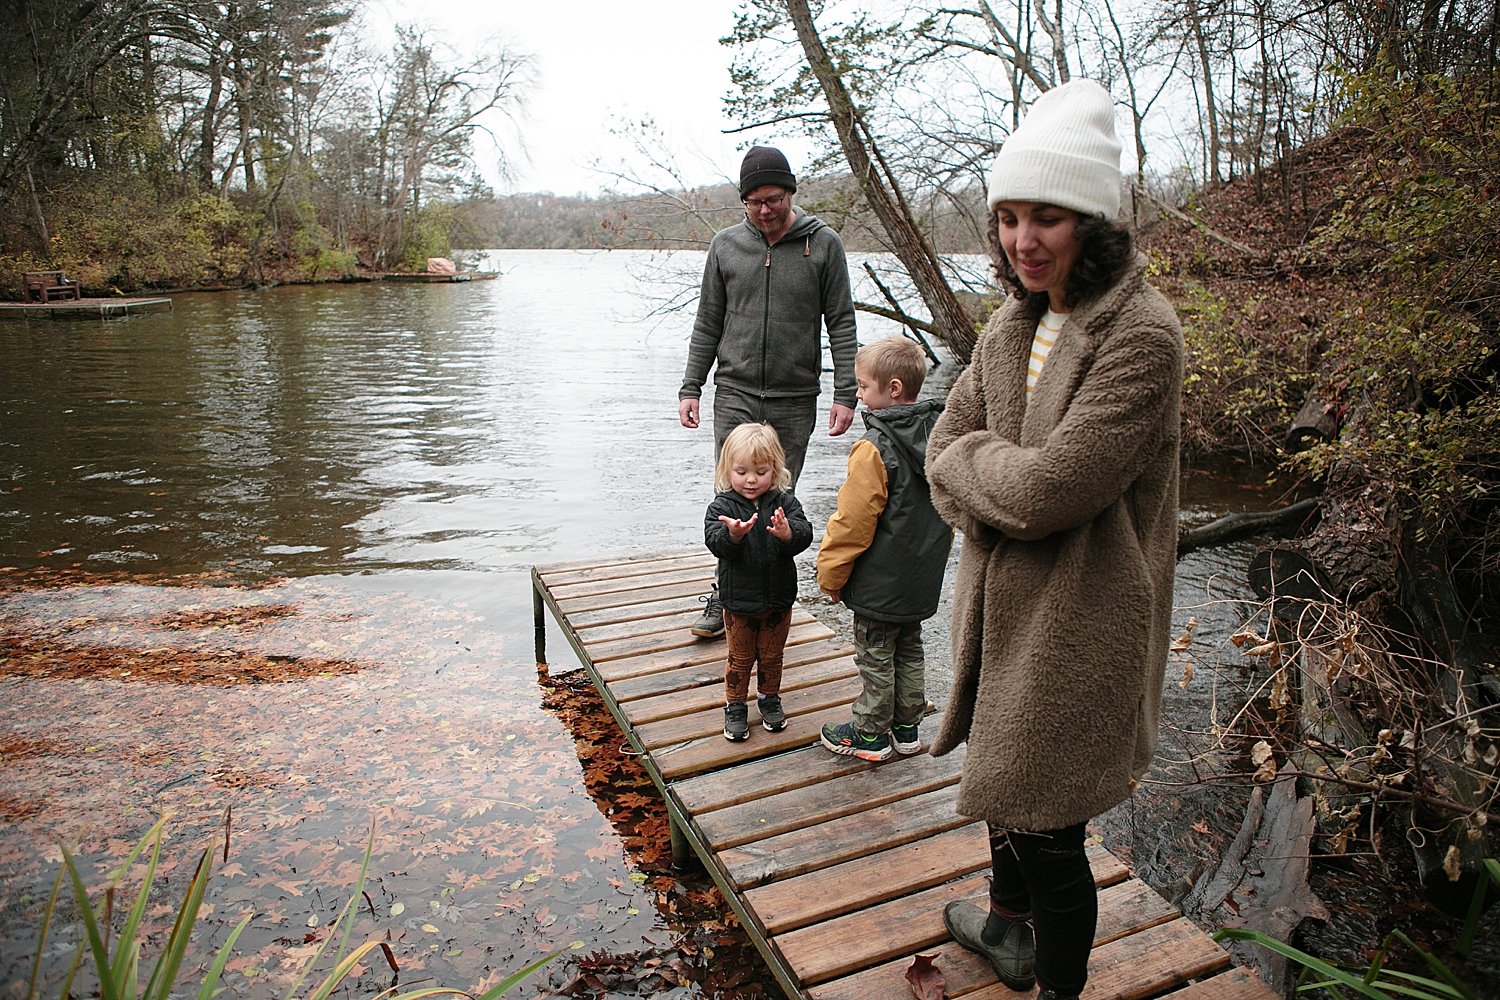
[815,438,888,595]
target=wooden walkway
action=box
[0,296,172,319]
[532,548,1278,1000]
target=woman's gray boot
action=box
[1036,990,1081,1000]
[941,900,1035,990]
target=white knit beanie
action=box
[987,79,1122,218]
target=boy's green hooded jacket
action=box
[679,208,858,408]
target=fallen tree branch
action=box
[862,262,940,365]
[853,299,937,334]
[1177,497,1320,556]
[1137,186,1258,256]
[1198,768,1500,826]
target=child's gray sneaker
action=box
[892,723,923,755]
[723,701,749,741]
[758,694,786,732]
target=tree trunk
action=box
[1285,389,1341,452]
[781,0,978,363]
[198,45,224,191]
[1183,763,1328,995]
[1187,0,1221,184]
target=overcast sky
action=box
[365,1,771,198]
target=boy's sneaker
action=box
[758,694,786,732]
[820,721,891,762]
[690,586,724,638]
[723,701,749,742]
[892,723,923,755]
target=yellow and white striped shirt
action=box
[1027,308,1068,396]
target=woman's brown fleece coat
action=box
[925,254,1183,832]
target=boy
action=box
[817,337,953,762]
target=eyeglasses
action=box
[744,192,787,211]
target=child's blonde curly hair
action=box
[715,422,791,494]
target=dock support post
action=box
[670,815,695,871]
[532,576,547,663]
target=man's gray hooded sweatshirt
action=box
[679,208,858,408]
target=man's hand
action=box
[828,402,855,436]
[821,587,841,603]
[767,506,792,542]
[718,511,757,541]
[679,398,700,429]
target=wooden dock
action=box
[379,270,498,282]
[0,296,172,319]
[532,548,1279,1000]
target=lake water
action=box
[0,249,1366,996]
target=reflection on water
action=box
[2,250,1441,995]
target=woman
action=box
[926,79,1184,1000]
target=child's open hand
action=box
[718,512,758,541]
[767,506,792,542]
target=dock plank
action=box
[779,872,1176,986]
[696,752,964,851]
[716,784,970,887]
[611,636,854,708]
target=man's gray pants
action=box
[711,387,817,491]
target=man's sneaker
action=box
[690,586,724,638]
[942,900,1035,991]
[723,701,749,742]
[892,723,923,755]
[820,721,891,762]
[758,694,787,732]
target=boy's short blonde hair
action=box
[715,422,792,494]
[855,337,926,399]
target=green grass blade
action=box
[280,823,378,1000]
[140,846,215,999]
[57,940,85,1000]
[111,833,166,996]
[64,850,124,1000]
[331,823,377,961]
[103,816,171,884]
[194,913,255,1000]
[470,945,568,999]
[1216,928,1397,998]
[25,859,67,1000]
[1384,931,1473,999]
[304,940,386,1000]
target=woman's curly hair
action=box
[987,205,1134,308]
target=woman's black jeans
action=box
[988,821,1097,996]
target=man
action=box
[679,145,859,638]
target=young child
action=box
[816,337,953,761]
[704,422,814,741]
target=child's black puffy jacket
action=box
[703,489,812,614]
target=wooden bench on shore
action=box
[21,270,82,303]
[531,547,1281,999]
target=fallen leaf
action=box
[905,953,945,1000]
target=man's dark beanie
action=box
[740,146,797,197]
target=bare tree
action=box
[370,26,528,267]
[779,0,978,360]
